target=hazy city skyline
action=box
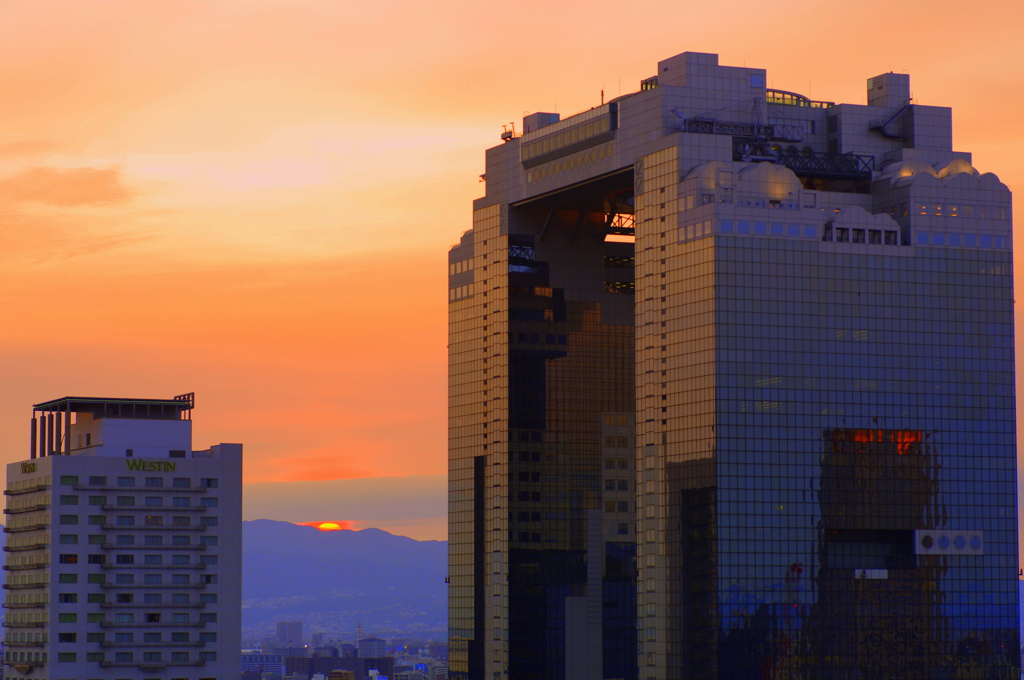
[2,1,1024,546]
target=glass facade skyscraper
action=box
[449,51,1017,680]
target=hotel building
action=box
[448,51,1018,679]
[3,395,241,680]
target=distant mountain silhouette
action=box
[242,519,447,640]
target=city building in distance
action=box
[277,619,303,647]
[448,51,1018,680]
[4,394,241,679]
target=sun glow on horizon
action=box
[295,521,357,531]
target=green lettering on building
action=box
[125,460,176,472]
[20,463,37,474]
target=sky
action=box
[2,0,1023,541]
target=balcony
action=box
[3,641,45,648]
[4,524,49,534]
[3,583,47,590]
[3,563,48,571]
[3,504,49,515]
[4,543,49,553]
[4,484,50,496]
[2,602,47,609]
[3,621,46,628]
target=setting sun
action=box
[294,521,356,532]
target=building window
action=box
[171,593,190,604]
[144,574,162,585]
[88,495,106,506]
[88,515,105,525]
[86,632,105,642]
[87,593,105,603]
[58,554,78,564]
[145,535,163,547]
[116,496,135,506]
[200,478,218,489]
[146,613,161,623]
[116,515,134,526]
[173,535,190,546]
[199,613,216,622]
[117,477,135,487]
[88,534,104,545]
[146,515,163,526]
[200,536,217,546]
[172,632,190,642]
[88,476,107,486]
[144,594,162,604]
[200,594,217,604]
[172,613,190,623]
[116,574,135,584]
[86,652,105,662]
[87,574,105,584]
[87,612,105,623]
[174,554,191,565]
[172,478,191,488]
[115,652,134,662]
[145,497,163,507]
[200,497,218,507]
[59,515,78,525]
[88,554,106,564]
[60,495,78,505]
[58,573,77,583]
[199,652,217,661]
[144,555,163,565]
[115,614,134,624]
[57,652,77,662]
[203,574,218,584]
[117,594,134,604]
[115,554,134,565]
[145,477,163,488]
[58,593,77,603]
[172,574,190,585]
[116,535,135,546]
[58,633,76,643]
[200,555,216,565]
[57,613,77,623]
[59,476,78,485]
[173,497,190,507]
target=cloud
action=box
[0,166,136,207]
[0,140,65,159]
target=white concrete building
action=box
[3,394,241,680]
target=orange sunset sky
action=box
[2,0,1023,541]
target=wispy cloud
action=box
[0,166,136,207]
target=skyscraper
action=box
[448,51,1018,680]
[277,619,303,647]
[5,394,241,679]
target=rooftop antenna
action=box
[601,88,604,105]
[500,122,516,142]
